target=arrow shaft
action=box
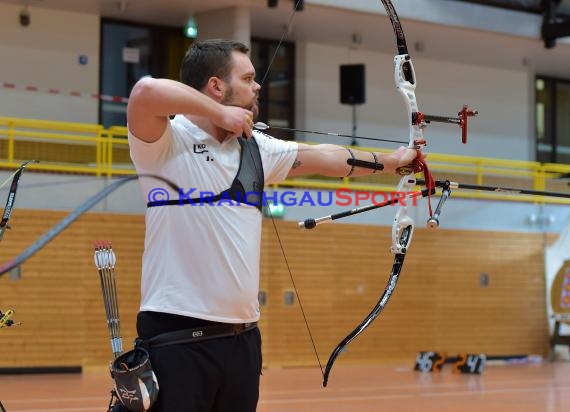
[255,123,407,145]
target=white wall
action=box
[0,3,539,161]
[297,41,534,160]
[0,3,100,123]
[196,6,251,46]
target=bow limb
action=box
[0,160,39,242]
[321,174,417,387]
[0,174,179,277]
[322,227,409,386]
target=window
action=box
[99,19,192,128]
[536,76,570,164]
[99,28,295,133]
[251,38,295,140]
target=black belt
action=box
[137,322,258,349]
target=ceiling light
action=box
[184,17,198,39]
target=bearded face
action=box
[220,51,261,120]
[221,84,259,120]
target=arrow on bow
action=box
[253,121,409,145]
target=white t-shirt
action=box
[128,116,298,323]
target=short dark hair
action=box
[180,39,250,91]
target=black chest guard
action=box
[147,136,265,211]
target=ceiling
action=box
[452,0,570,16]
[4,0,570,24]
[2,0,570,77]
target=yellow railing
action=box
[0,116,569,204]
[0,116,107,176]
[105,125,131,176]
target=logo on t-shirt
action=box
[193,144,214,162]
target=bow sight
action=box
[412,105,478,144]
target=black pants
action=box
[137,311,262,412]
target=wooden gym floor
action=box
[0,361,569,411]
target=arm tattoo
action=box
[292,158,302,169]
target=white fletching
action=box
[109,249,117,267]
[253,122,269,130]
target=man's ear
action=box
[205,77,224,100]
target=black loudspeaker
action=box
[340,64,365,105]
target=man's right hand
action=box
[215,105,254,140]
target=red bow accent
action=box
[413,150,435,216]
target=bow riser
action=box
[391,175,416,254]
[394,56,425,150]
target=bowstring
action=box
[250,0,325,377]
